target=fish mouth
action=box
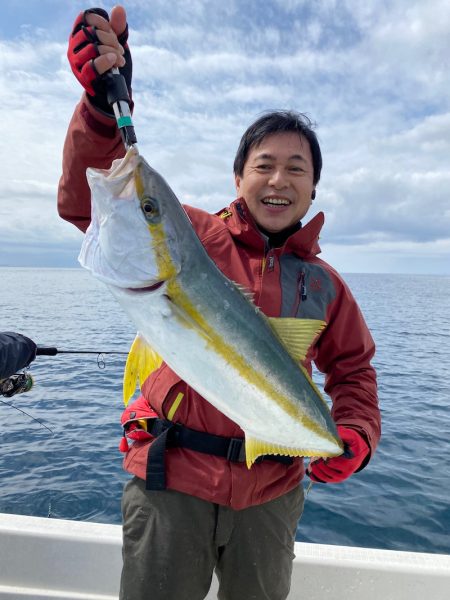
[126,280,165,293]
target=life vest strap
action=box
[144,418,294,491]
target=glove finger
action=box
[70,26,124,66]
[83,53,123,92]
[306,468,328,483]
[321,456,349,473]
[81,24,100,45]
[83,8,110,25]
[310,467,346,483]
[310,460,345,480]
[314,471,347,483]
[70,9,109,41]
[70,41,99,72]
[69,26,97,54]
[78,60,99,96]
[70,12,86,36]
[307,458,330,482]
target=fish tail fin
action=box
[123,333,163,406]
[244,436,343,469]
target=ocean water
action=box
[0,267,449,555]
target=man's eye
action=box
[256,164,271,170]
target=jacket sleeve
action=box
[57,93,126,233]
[0,332,37,380]
[312,272,380,463]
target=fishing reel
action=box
[0,371,34,398]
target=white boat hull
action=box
[0,513,449,600]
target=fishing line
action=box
[304,480,314,498]
[0,397,54,435]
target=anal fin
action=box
[244,435,342,469]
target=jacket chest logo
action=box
[309,277,322,292]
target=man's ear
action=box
[234,174,241,193]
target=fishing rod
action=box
[104,67,138,151]
[36,346,129,371]
[36,347,128,357]
[0,347,129,399]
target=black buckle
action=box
[226,438,245,462]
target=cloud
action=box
[0,0,449,273]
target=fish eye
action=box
[141,196,160,221]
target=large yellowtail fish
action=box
[79,148,343,467]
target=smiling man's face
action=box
[234,131,315,233]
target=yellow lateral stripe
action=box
[167,392,184,421]
[166,279,339,449]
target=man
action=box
[59,7,380,600]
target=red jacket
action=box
[58,95,380,509]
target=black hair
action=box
[233,110,322,185]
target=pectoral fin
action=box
[123,333,163,406]
[268,318,326,362]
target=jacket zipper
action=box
[291,269,307,316]
[261,247,275,297]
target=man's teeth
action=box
[262,198,290,205]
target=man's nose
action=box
[268,169,288,188]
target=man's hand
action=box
[307,426,369,483]
[68,6,132,113]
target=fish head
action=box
[79,147,181,289]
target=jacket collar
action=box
[220,198,324,258]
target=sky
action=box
[0,0,449,274]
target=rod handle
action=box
[36,347,58,356]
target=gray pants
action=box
[120,477,304,600]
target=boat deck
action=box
[0,513,449,599]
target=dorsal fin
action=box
[123,333,163,406]
[268,318,326,362]
[230,280,255,304]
